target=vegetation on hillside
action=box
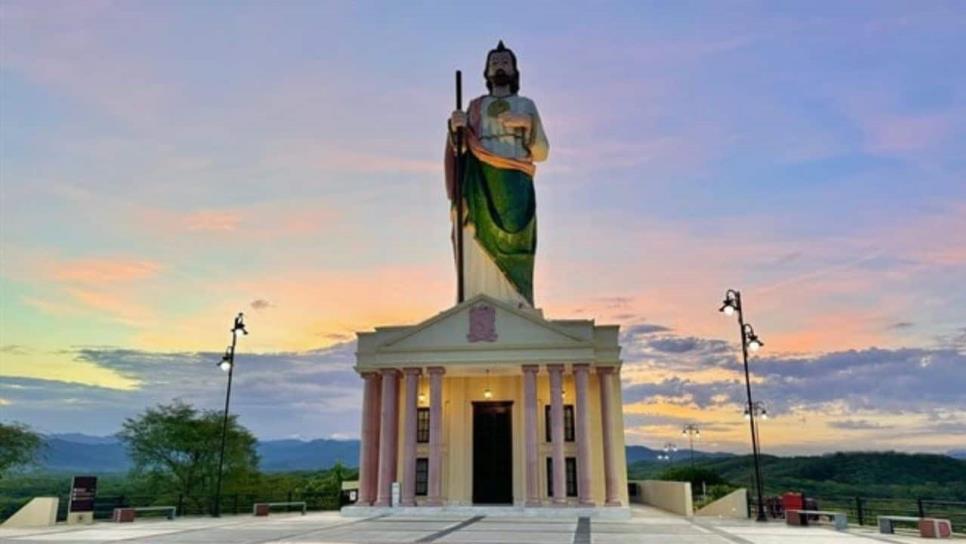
[629,451,966,500]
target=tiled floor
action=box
[0,506,951,543]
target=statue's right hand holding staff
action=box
[450,110,467,131]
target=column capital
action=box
[572,363,591,374]
[427,366,446,376]
[402,367,422,376]
[522,364,540,374]
[546,363,565,373]
[379,368,400,377]
[596,366,615,375]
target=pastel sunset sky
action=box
[2,1,964,455]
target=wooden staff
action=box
[454,70,465,303]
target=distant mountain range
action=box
[38,434,733,473]
[36,434,966,474]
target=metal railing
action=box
[42,491,345,521]
[748,495,965,533]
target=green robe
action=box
[461,149,537,305]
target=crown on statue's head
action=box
[496,40,507,51]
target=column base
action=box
[400,499,415,507]
[552,498,568,506]
[578,500,596,507]
[605,500,622,507]
[373,499,391,507]
[424,499,443,506]
[525,500,543,507]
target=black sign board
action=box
[68,476,97,513]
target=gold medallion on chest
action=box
[487,99,511,118]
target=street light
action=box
[213,312,247,517]
[657,442,677,461]
[681,424,700,468]
[744,401,767,420]
[720,288,768,522]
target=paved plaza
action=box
[0,506,951,544]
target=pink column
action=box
[522,365,541,506]
[374,368,399,507]
[573,364,594,506]
[366,372,382,503]
[598,366,621,506]
[426,367,445,506]
[400,368,421,506]
[356,372,381,505]
[548,364,566,505]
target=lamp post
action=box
[720,289,767,522]
[681,424,700,468]
[213,312,247,517]
[744,401,768,455]
[657,442,677,461]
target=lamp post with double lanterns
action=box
[657,442,677,461]
[745,401,768,464]
[720,289,768,522]
[213,312,247,517]
[681,424,700,467]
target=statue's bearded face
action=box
[487,51,516,87]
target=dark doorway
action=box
[472,401,513,504]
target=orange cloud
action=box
[185,210,243,232]
[52,258,161,284]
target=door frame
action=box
[471,400,514,505]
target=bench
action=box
[112,506,176,522]
[878,515,953,538]
[786,509,848,531]
[878,515,921,534]
[252,501,307,516]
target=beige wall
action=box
[695,488,748,518]
[394,370,628,506]
[1,497,58,528]
[631,480,693,516]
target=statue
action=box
[446,41,549,308]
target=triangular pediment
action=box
[375,295,591,353]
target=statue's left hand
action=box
[498,112,532,132]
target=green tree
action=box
[0,422,42,479]
[659,465,728,490]
[117,402,259,513]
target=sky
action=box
[1,1,965,456]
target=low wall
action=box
[1,497,59,528]
[696,489,748,518]
[629,480,693,517]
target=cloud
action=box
[623,323,672,335]
[888,321,915,330]
[0,345,30,355]
[51,258,161,284]
[620,325,966,416]
[828,419,894,430]
[0,343,364,439]
[250,299,273,311]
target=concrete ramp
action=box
[696,489,748,518]
[1,497,59,528]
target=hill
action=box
[625,445,734,464]
[37,434,361,473]
[629,451,966,500]
[37,435,734,473]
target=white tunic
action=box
[460,94,549,308]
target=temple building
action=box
[350,295,628,509]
